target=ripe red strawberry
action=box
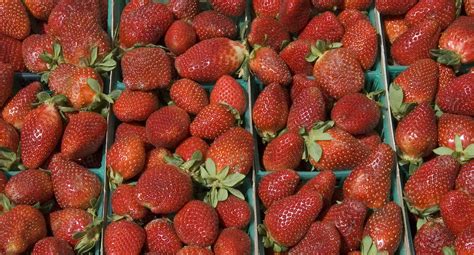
[278,0,311,33]
[466,0,474,16]
[24,0,58,20]
[0,36,23,72]
[22,34,56,73]
[331,93,380,135]
[170,79,209,115]
[210,75,247,115]
[391,19,441,65]
[395,103,438,163]
[50,208,96,248]
[356,131,382,153]
[213,228,251,255]
[146,147,172,169]
[49,154,101,209]
[289,75,326,103]
[453,224,474,254]
[136,165,193,214]
[247,17,290,52]
[32,237,74,255]
[145,218,183,253]
[414,220,455,255]
[174,200,219,247]
[289,221,341,254]
[122,47,173,90]
[280,40,312,75]
[0,0,30,40]
[2,79,37,129]
[5,169,53,205]
[113,90,159,122]
[262,190,323,250]
[107,135,146,181]
[405,0,456,30]
[438,113,474,151]
[216,195,251,229]
[383,16,409,44]
[114,122,148,144]
[258,169,300,208]
[210,0,246,16]
[190,103,236,140]
[340,0,372,10]
[253,0,280,17]
[440,190,474,236]
[312,0,341,10]
[175,136,209,161]
[104,220,146,255]
[61,111,107,160]
[47,0,102,36]
[0,119,18,153]
[0,205,47,254]
[375,0,417,15]
[337,9,369,30]
[342,19,378,70]
[164,20,197,55]
[438,63,456,89]
[249,46,292,86]
[206,127,254,175]
[404,155,459,216]
[167,0,199,20]
[146,105,191,149]
[263,131,304,171]
[62,67,108,111]
[437,72,474,116]
[252,83,289,140]
[111,184,148,220]
[299,12,345,43]
[287,86,326,132]
[456,161,474,195]
[177,246,214,255]
[119,2,174,48]
[432,16,474,65]
[47,63,75,95]
[192,11,237,41]
[323,199,368,253]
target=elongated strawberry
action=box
[0,0,30,40]
[107,135,146,182]
[299,12,345,43]
[5,169,53,205]
[452,224,474,254]
[247,17,291,52]
[456,161,474,195]
[280,40,312,76]
[192,11,237,41]
[258,169,300,208]
[253,0,280,17]
[384,16,409,44]
[405,0,456,30]
[437,73,474,116]
[298,170,336,207]
[167,0,199,20]
[111,184,148,220]
[331,93,380,135]
[432,16,474,65]
[414,220,455,255]
[32,237,74,255]
[216,195,251,229]
[146,105,191,149]
[165,20,197,55]
[437,113,474,152]
[113,90,159,122]
[22,34,57,73]
[440,190,474,236]
[249,46,292,86]
[170,79,209,115]
[210,75,247,115]
[0,35,24,71]
[210,0,245,16]
[278,0,311,34]
[342,19,378,70]
[337,9,369,30]
[145,218,183,253]
[104,220,146,255]
[287,86,326,132]
[375,0,417,15]
[0,62,13,108]
[190,103,237,140]
[289,221,341,254]
[263,131,304,171]
[214,228,251,255]
[2,82,40,130]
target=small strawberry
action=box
[456,160,474,195]
[210,0,246,16]
[249,46,292,86]
[437,113,474,152]
[436,72,474,116]
[167,0,199,20]
[0,35,24,71]
[165,20,197,55]
[375,0,417,15]
[0,62,14,108]
[287,86,326,132]
[104,220,146,255]
[278,0,311,33]
[114,122,148,144]
[177,246,214,255]
[342,19,378,70]
[414,220,455,255]
[5,169,53,205]
[2,81,41,129]
[190,103,237,140]
[263,131,304,171]
[440,190,474,236]
[452,224,474,254]
[356,131,382,153]
[0,119,19,153]
[192,11,237,41]
[32,237,74,255]
[247,17,291,52]
[383,16,409,44]
[216,195,251,229]
[438,63,456,89]
[331,93,380,135]
[21,34,57,73]
[0,0,30,40]
[298,170,336,206]
[299,12,345,43]
[145,147,172,169]
[146,105,191,149]
[213,228,251,255]
[210,75,247,115]
[312,0,341,10]
[107,135,146,182]
[252,0,280,17]
[113,90,159,122]
[340,0,372,10]
[289,221,341,254]
[258,169,300,208]
[405,0,456,30]
[175,136,209,161]
[337,9,369,30]
[111,184,148,220]
[170,79,209,115]
[145,218,183,253]
[280,40,312,75]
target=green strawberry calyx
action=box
[221,103,243,126]
[107,167,124,191]
[73,213,103,254]
[305,40,342,63]
[361,236,389,255]
[165,151,204,182]
[85,46,117,74]
[433,135,474,164]
[389,83,416,121]
[404,198,439,218]
[442,246,457,255]
[0,147,24,171]
[39,42,65,83]
[430,49,462,67]
[86,78,122,117]
[34,92,75,119]
[0,193,13,214]
[302,121,334,162]
[257,224,288,252]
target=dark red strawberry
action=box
[0,0,30,40]
[213,228,251,255]
[216,195,251,229]
[280,40,312,76]
[210,0,246,16]
[247,17,291,52]
[192,11,237,41]
[289,221,341,254]
[22,34,56,73]
[452,224,474,254]
[114,122,148,144]
[253,0,280,17]
[0,119,18,153]
[145,147,172,170]
[278,0,311,33]
[145,218,183,253]
[375,0,417,15]
[456,161,474,195]
[2,81,41,129]
[32,237,74,255]
[146,106,191,149]
[113,90,159,122]
[356,131,382,153]
[175,136,209,161]
[287,87,326,132]
[440,190,474,236]
[170,79,209,115]
[104,220,146,255]
[342,19,378,70]
[249,46,292,86]
[437,73,474,116]
[437,113,474,152]
[405,0,456,30]
[414,220,455,255]
[299,12,345,43]
[177,246,214,255]
[298,170,336,206]
[210,75,247,115]
[5,169,53,205]
[340,0,372,10]
[165,20,197,55]
[331,93,380,135]
[263,131,304,171]
[167,0,199,20]
[337,9,369,30]
[190,103,236,140]
[111,184,148,220]
[107,135,146,181]
[0,35,24,71]
[258,169,300,208]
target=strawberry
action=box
[279,40,312,75]
[213,228,251,255]
[258,169,300,208]
[466,0,474,16]
[437,113,474,152]
[247,17,291,52]
[0,0,30,40]
[298,171,336,206]
[287,86,326,132]
[24,0,58,20]
[32,237,74,255]
[145,218,183,253]
[177,246,214,255]
[47,0,102,36]
[331,93,380,135]
[122,47,173,90]
[395,103,438,164]
[175,136,209,161]
[432,16,474,65]
[63,68,109,111]
[104,220,146,255]
[323,199,368,253]
[206,127,254,175]
[263,131,304,171]
[114,122,148,144]
[216,195,251,229]
[61,111,107,160]
[299,12,345,43]
[375,0,417,15]
[340,0,372,10]
[165,20,197,55]
[440,190,474,236]
[391,19,441,65]
[384,16,409,44]
[190,103,237,140]
[252,83,289,140]
[119,1,174,48]
[261,190,323,251]
[356,131,382,153]
[414,220,455,255]
[107,135,146,181]
[253,0,280,17]
[278,0,311,33]
[174,200,219,247]
[453,224,474,254]
[405,0,456,30]
[249,46,292,86]
[210,75,247,115]
[342,19,378,70]
[312,0,341,10]
[146,105,191,149]
[404,155,459,216]
[111,184,148,220]
[22,34,56,73]
[337,9,369,30]
[136,165,193,214]
[436,73,474,116]
[2,81,40,130]
[0,205,47,254]
[289,75,322,101]
[289,221,341,254]
[210,0,246,16]
[47,63,75,95]
[50,208,99,250]
[0,35,24,71]
[113,90,159,122]
[0,119,18,153]
[5,169,53,205]
[438,63,456,89]
[167,0,199,20]
[49,154,101,209]
[170,79,209,115]
[456,161,474,195]
[146,147,172,169]
[192,11,237,41]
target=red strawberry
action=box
[438,63,456,89]
[414,220,455,255]
[0,205,47,254]
[356,131,382,153]
[299,12,345,43]
[216,195,251,229]
[49,154,101,209]
[47,63,75,95]
[298,170,336,206]
[456,161,474,195]
[391,19,441,65]
[213,228,251,255]
[111,184,148,220]
[167,0,199,20]
[206,127,254,175]
[210,75,247,115]
[5,169,53,205]
[122,47,173,90]
[175,136,209,161]
[280,40,312,76]
[312,0,341,10]
[177,246,214,255]
[289,75,322,101]
[405,0,456,30]
[342,19,378,70]
[170,79,209,115]
[145,218,183,253]
[247,17,291,52]
[47,0,101,36]
[0,36,23,71]
[436,72,474,116]
[287,86,326,132]
[249,46,292,86]
[0,119,18,153]
[113,90,159,122]
[383,16,409,44]
[437,113,474,152]
[50,208,97,248]
[404,155,459,216]
[323,199,368,253]
[340,0,372,10]
[337,9,369,30]
[331,93,380,135]
[174,200,220,247]
[210,0,246,16]
[0,0,30,40]
[114,122,148,144]
[278,0,311,33]
[253,0,280,17]
[165,20,197,55]
[252,83,289,140]
[22,34,56,73]
[24,0,58,20]
[146,105,191,149]
[136,165,193,214]
[375,0,417,15]
[466,0,474,16]
[62,67,109,111]
[2,81,40,130]
[263,131,304,171]
[104,220,146,255]
[432,16,474,65]
[146,147,172,169]
[258,169,300,208]
[32,237,74,255]
[119,2,174,48]
[440,190,474,236]
[107,135,146,181]
[192,11,237,41]
[453,224,474,255]
[289,221,341,254]
[190,103,236,140]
